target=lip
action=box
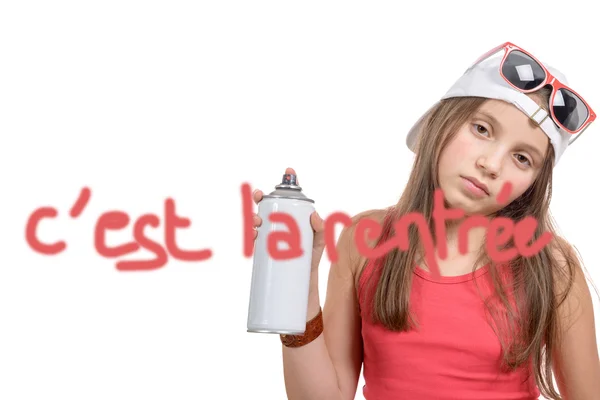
[461,176,489,195]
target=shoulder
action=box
[548,235,590,326]
[332,207,389,289]
[549,235,582,290]
[550,235,578,262]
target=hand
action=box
[251,167,326,271]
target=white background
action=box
[1,1,599,399]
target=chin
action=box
[444,190,492,217]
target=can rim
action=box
[262,194,315,203]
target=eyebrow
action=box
[474,110,545,161]
[475,110,503,130]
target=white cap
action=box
[405,55,572,166]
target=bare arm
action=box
[552,239,600,399]
[281,212,367,400]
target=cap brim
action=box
[406,102,438,153]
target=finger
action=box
[253,214,262,227]
[311,211,326,249]
[310,211,324,233]
[285,167,299,185]
[252,189,263,204]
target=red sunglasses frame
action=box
[468,42,596,144]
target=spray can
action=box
[247,173,315,334]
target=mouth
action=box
[461,176,490,196]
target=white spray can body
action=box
[247,173,315,334]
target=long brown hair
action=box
[359,87,586,399]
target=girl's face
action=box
[437,99,550,217]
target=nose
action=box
[476,152,502,178]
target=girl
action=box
[251,42,600,399]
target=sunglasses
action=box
[468,42,595,145]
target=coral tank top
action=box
[357,257,540,400]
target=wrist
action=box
[280,307,323,348]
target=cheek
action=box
[439,132,478,169]
[503,177,534,203]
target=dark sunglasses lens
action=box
[553,88,589,132]
[502,50,546,90]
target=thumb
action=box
[311,211,325,247]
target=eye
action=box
[514,153,531,166]
[473,124,490,137]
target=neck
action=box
[414,215,488,264]
[443,216,488,258]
